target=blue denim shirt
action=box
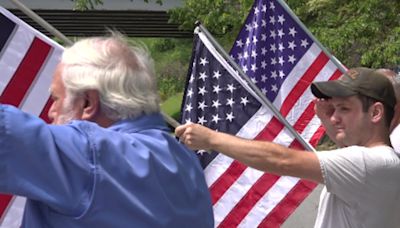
[0,105,214,227]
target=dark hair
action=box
[357,94,394,127]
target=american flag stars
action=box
[182,34,261,129]
[230,1,312,101]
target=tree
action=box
[169,0,400,69]
[169,0,253,39]
[286,0,400,69]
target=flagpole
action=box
[8,0,180,128]
[196,22,315,152]
[277,0,347,73]
[9,0,73,46]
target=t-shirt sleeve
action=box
[315,146,367,204]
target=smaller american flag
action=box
[181,29,262,165]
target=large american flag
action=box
[180,0,344,227]
[0,6,63,227]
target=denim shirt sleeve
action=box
[0,105,94,217]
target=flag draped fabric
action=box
[180,0,343,227]
[0,7,63,227]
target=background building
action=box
[0,0,191,37]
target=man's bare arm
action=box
[175,123,323,183]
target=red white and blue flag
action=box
[180,0,344,227]
[0,6,63,226]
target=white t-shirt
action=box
[390,124,400,154]
[314,145,400,228]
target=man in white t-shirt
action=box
[176,67,400,228]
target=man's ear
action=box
[370,102,384,124]
[81,90,100,121]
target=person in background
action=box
[377,69,400,152]
[0,32,214,227]
[314,68,400,151]
[176,67,400,228]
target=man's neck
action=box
[91,113,115,128]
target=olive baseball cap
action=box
[311,67,396,108]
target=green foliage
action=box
[168,0,253,44]
[160,93,183,120]
[287,0,400,68]
[136,38,193,101]
[153,39,176,52]
[316,135,337,150]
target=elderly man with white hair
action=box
[0,32,214,227]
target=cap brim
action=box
[311,81,357,99]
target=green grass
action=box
[133,38,193,101]
[316,135,338,150]
[160,92,183,121]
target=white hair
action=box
[60,32,160,120]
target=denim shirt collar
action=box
[108,113,170,133]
